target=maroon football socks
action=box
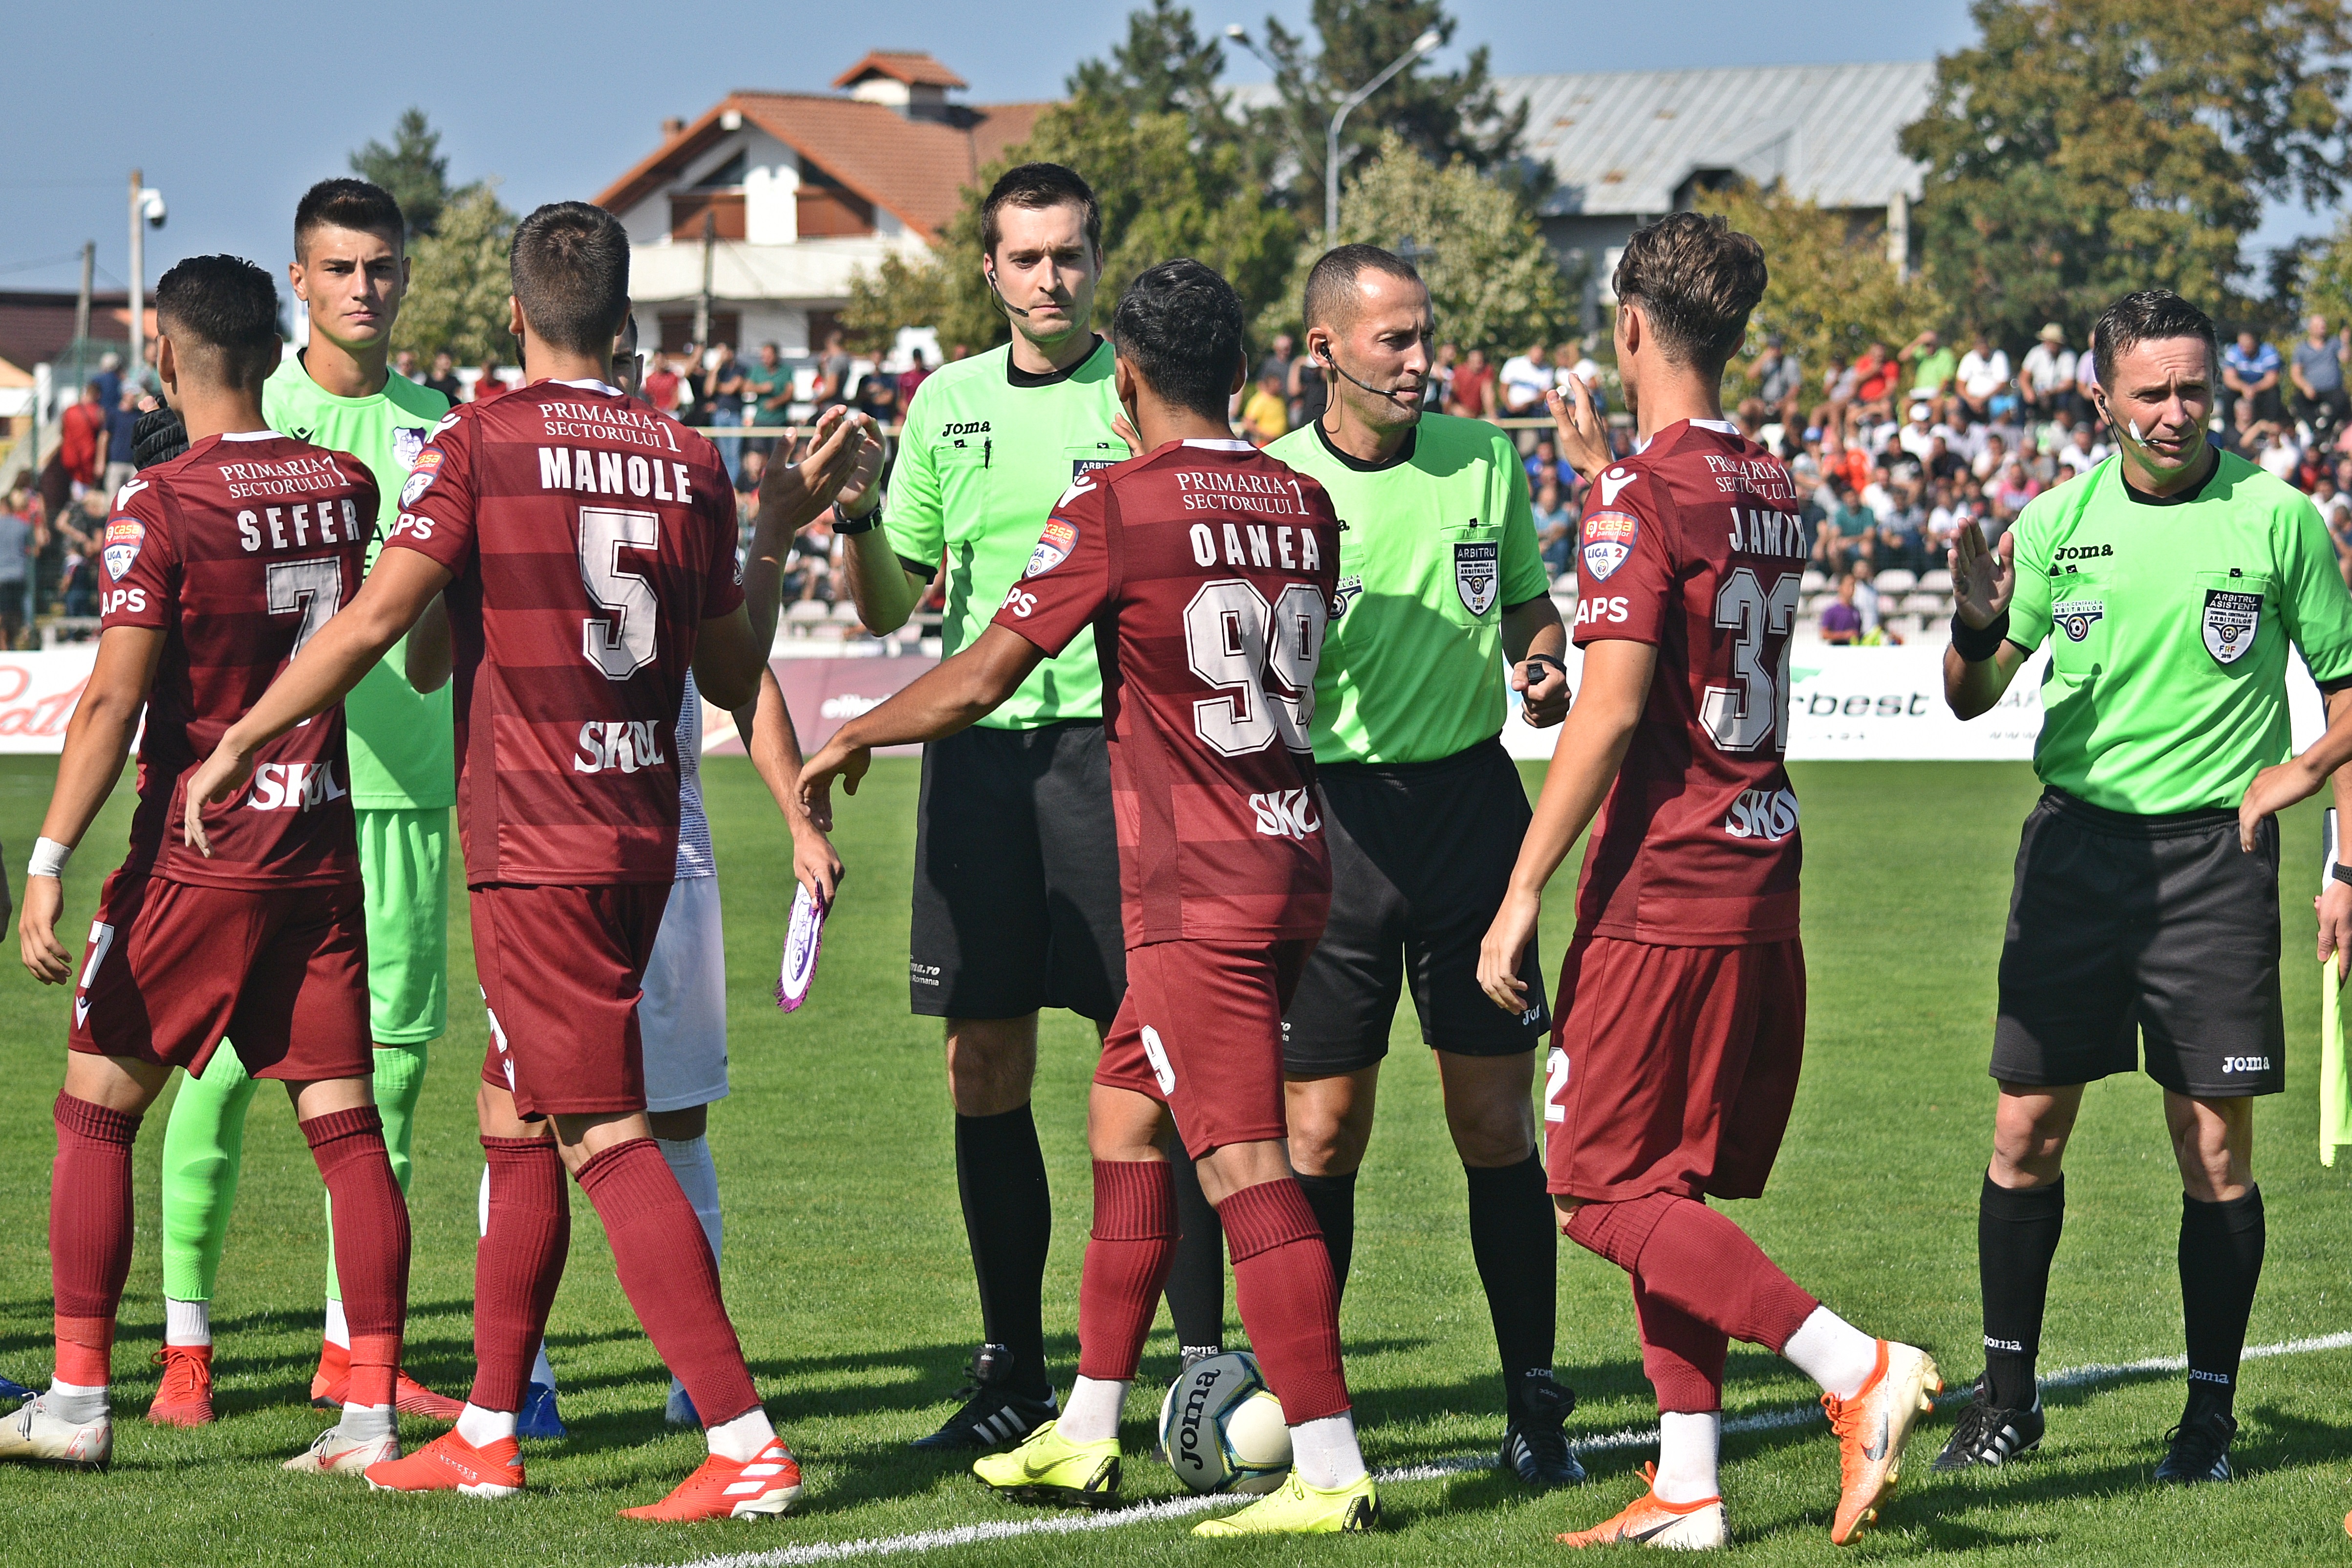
[300,1106,410,1409]
[1218,1177,1350,1422]
[1076,1159,1178,1381]
[50,1093,141,1390]
[470,1135,571,1413]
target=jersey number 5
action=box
[1184,578,1327,757]
[578,507,661,680]
[1702,568,1800,755]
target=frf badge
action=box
[1454,540,1499,616]
[1581,509,1639,582]
[2202,589,2261,665]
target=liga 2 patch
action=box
[400,447,445,508]
[1580,509,1638,582]
[102,517,145,581]
[1026,518,1078,578]
[2202,589,2260,665]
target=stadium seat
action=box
[1874,568,1919,593]
[1918,569,1955,593]
[1801,569,1827,593]
[831,599,864,623]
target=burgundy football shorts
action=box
[473,881,668,1119]
[68,870,372,1081]
[1544,934,1806,1203]
[1096,938,1313,1158]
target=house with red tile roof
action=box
[594,51,1047,356]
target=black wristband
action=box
[833,501,881,536]
[1951,608,2010,664]
[2332,863,2352,890]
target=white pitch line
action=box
[646,1329,2352,1568]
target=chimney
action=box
[661,116,686,138]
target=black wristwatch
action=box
[2331,863,2352,890]
[833,498,882,536]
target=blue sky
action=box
[5,0,2314,300]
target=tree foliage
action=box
[1283,129,1568,352]
[1899,0,2351,349]
[350,108,454,241]
[1696,182,1942,396]
[390,182,518,364]
[2301,218,2352,340]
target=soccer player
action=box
[1479,214,1941,1550]
[1939,289,2352,1483]
[1263,245,1579,1486]
[4,255,413,1475]
[148,178,462,1429]
[177,202,872,1518]
[837,162,1226,1446]
[802,260,1375,1536]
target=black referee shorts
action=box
[1283,738,1552,1076]
[909,720,1125,1023]
[1991,788,2284,1099]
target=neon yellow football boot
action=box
[970,1419,1122,1508]
[1193,1469,1379,1536]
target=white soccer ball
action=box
[1158,1351,1292,1495]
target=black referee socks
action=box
[1163,1153,1227,1356]
[1293,1170,1358,1300]
[2180,1185,2266,1421]
[954,1106,1054,1398]
[1466,1153,1559,1418]
[1979,1173,2065,1411]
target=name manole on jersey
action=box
[883,339,1127,728]
[384,380,744,885]
[1572,419,1806,944]
[104,432,376,888]
[992,440,1342,946]
[263,357,454,808]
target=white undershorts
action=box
[641,874,729,1112]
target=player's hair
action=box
[153,255,283,394]
[1111,259,1244,422]
[2092,290,2218,388]
[294,178,406,258]
[1302,244,1424,333]
[510,202,632,356]
[1611,212,1768,374]
[980,163,1102,259]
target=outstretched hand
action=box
[1546,376,1611,483]
[181,742,257,859]
[760,407,873,533]
[797,735,872,827]
[2238,757,2323,852]
[1949,521,2016,630]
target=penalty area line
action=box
[648,1329,2352,1568]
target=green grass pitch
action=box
[4,755,2352,1565]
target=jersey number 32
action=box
[1701,569,1800,755]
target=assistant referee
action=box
[839,163,1223,1447]
[1264,246,1580,1486]
[1940,290,2352,1484]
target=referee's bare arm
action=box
[1945,520,2028,717]
[839,507,929,634]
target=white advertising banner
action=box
[1499,643,2329,763]
[0,648,96,753]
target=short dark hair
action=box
[1111,259,1244,422]
[295,178,406,258]
[1302,244,1424,333]
[510,202,631,356]
[2093,289,2217,388]
[1612,212,1768,373]
[155,255,283,393]
[980,163,1101,259]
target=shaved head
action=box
[1304,244,1425,333]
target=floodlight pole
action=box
[128,168,144,375]
[1324,30,1440,241]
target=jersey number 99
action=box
[1184,578,1327,757]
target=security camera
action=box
[138,188,166,229]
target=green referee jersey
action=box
[2006,448,2352,814]
[263,357,455,809]
[882,338,1126,728]
[1265,415,1550,764]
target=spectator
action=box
[2074,332,2101,407]
[1955,330,2011,423]
[1750,333,1803,422]
[740,341,792,463]
[1896,401,1945,463]
[1971,430,2010,482]
[101,385,141,500]
[393,348,421,383]
[1818,574,1864,644]
[643,351,682,416]
[2057,421,2110,477]
[92,351,124,415]
[471,357,507,402]
[58,490,104,617]
[1288,343,1329,430]
[2223,328,2285,427]
[857,358,899,427]
[703,342,747,485]
[0,485,33,647]
[734,449,765,554]
[1524,435,1571,492]
[1901,328,1957,403]
[422,349,463,404]
[1557,338,1604,411]
[1424,341,1457,412]
[1992,459,2039,518]
[813,328,854,412]
[2291,314,2349,434]
[786,513,836,603]
[2252,419,2302,484]
[2018,322,2077,421]
[1532,475,1574,579]
[1241,368,1289,445]
[1497,340,1555,417]
[1851,559,1883,637]
[897,346,933,411]
[1448,346,1494,420]
[1852,342,1899,418]
[1258,333,1294,399]
[59,382,107,496]
[1923,433,1967,486]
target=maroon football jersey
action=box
[104,431,375,889]
[993,439,1341,946]
[384,379,743,884]
[1569,418,1805,944]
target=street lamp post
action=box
[127,170,166,380]
[1226,24,1441,241]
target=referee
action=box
[1264,246,1581,1485]
[839,163,1223,1447]
[1940,290,2352,1483]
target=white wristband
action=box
[28,837,71,880]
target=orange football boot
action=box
[619,1437,804,1521]
[1823,1340,1942,1546]
[146,1346,214,1427]
[1557,1463,1729,1550]
[363,1428,524,1498]
[310,1340,462,1420]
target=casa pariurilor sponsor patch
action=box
[102,517,145,581]
[1580,509,1638,582]
[400,447,445,508]
[2202,589,2261,665]
[1026,518,1078,578]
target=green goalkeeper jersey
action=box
[2006,448,2352,814]
[881,338,1126,728]
[263,355,454,809]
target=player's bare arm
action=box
[1476,639,1659,1014]
[798,623,1045,812]
[1547,376,1612,482]
[1501,595,1570,726]
[2239,686,2352,855]
[734,665,844,902]
[21,624,164,981]
[405,592,452,692]
[1944,520,2028,717]
[182,548,452,852]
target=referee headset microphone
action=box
[1316,342,1422,413]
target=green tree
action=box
[2300,219,2352,339]
[1284,129,1567,353]
[390,181,517,365]
[351,108,453,240]
[1696,182,1941,400]
[1068,0,1233,139]
[1899,0,2351,349]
